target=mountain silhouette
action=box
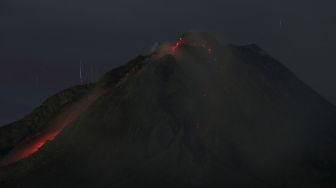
[1,32,336,188]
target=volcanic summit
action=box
[1,32,336,188]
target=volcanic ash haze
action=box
[1,32,336,187]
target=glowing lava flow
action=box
[0,87,106,167]
[171,37,214,55]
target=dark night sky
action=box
[0,0,335,125]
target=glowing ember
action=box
[208,48,212,54]
[171,36,215,56]
[172,37,184,52]
[0,88,106,167]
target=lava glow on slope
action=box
[0,88,106,167]
[171,37,185,52]
[171,36,214,55]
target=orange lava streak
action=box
[0,88,106,167]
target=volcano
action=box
[1,32,336,188]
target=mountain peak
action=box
[171,32,219,55]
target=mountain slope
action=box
[0,85,92,157]
[1,33,336,188]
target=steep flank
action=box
[0,85,92,157]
